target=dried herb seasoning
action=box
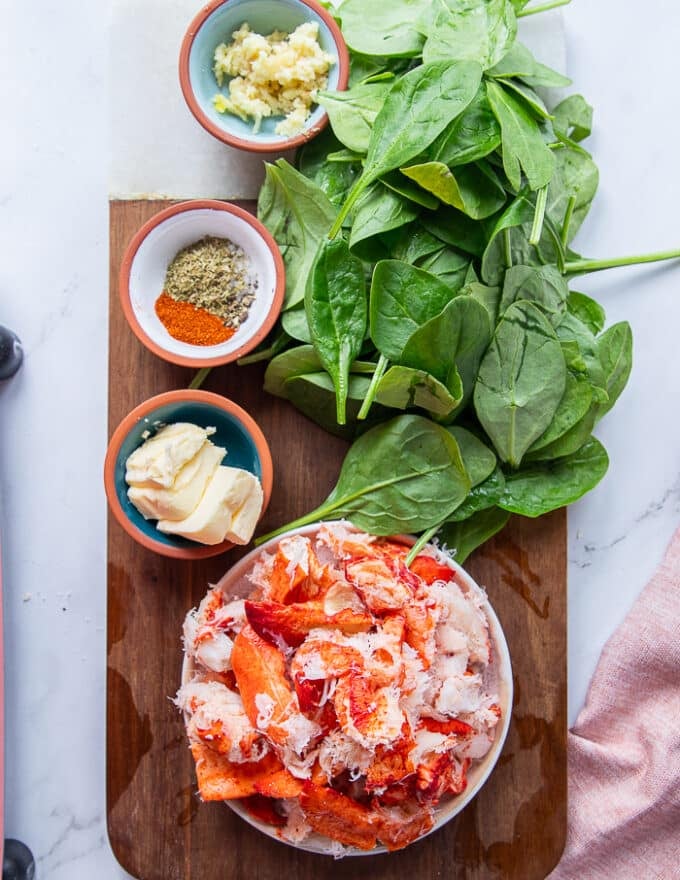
[164,236,258,329]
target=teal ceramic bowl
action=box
[104,390,273,559]
[179,0,349,151]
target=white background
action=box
[1,1,679,877]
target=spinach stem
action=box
[502,228,513,269]
[237,333,289,366]
[336,383,348,426]
[518,0,571,18]
[560,195,576,248]
[189,367,211,390]
[255,507,326,544]
[405,523,441,566]
[565,247,680,275]
[328,179,367,239]
[237,348,274,366]
[257,465,454,545]
[529,185,549,246]
[357,354,389,421]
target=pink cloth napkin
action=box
[549,526,680,880]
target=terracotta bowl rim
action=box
[118,199,285,368]
[104,388,274,559]
[178,0,350,152]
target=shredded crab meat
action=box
[183,591,247,673]
[177,679,267,764]
[178,523,502,852]
[280,798,312,843]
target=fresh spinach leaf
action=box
[284,372,389,440]
[421,206,489,257]
[499,436,609,516]
[448,427,497,486]
[525,404,597,461]
[567,291,606,335]
[349,181,420,248]
[281,306,312,343]
[526,370,593,454]
[297,129,359,207]
[556,312,606,392]
[264,345,325,397]
[260,415,471,540]
[337,0,430,57]
[331,60,483,235]
[381,172,440,210]
[594,321,633,421]
[401,161,506,220]
[317,82,391,154]
[486,80,555,191]
[439,507,511,563]
[494,78,552,121]
[465,281,502,326]
[375,365,463,419]
[350,194,419,266]
[500,264,569,326]
[349,183,420,260]
[487,42,570,88]
[552,95,593,143]
[257,160,336,310]
[416,248,471,290]
[265,344,376,397]
[401,294,492,407]
[370,260,457,361]
[474,300,566,466]
[327,149,364,163]
[547,147,599,244]
[389,225,445,264]
[423,0,517,70]
[480,192,533,282]
[348,53,412,87]
[481,191,565,284]
[467,260,482,283]
[449,465,506,520]
[305,239,367,424]
[427,88,501,167]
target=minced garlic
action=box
[212,21,336,137]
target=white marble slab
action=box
[0,1,679,877]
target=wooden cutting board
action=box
[107,200,567,880]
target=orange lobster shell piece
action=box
[299,783,381,851]
[245,599,373,648]
[191,744,302,801]
[231,624,298,746]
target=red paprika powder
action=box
[155,292,235,346]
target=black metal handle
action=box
[0,327,23,381]
[2,840,35,880]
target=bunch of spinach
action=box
[248,0,679,560]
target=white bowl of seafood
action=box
[176,522,512,856]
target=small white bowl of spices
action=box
[120,200,285,367]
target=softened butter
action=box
[125,422,263,546]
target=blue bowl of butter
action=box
[104,390,273,559]
[179,0,350,152]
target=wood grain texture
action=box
[107,200,567,880]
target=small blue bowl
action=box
[179,0,350,152]
[104,390,273,559]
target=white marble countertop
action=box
[1,1,679,877]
